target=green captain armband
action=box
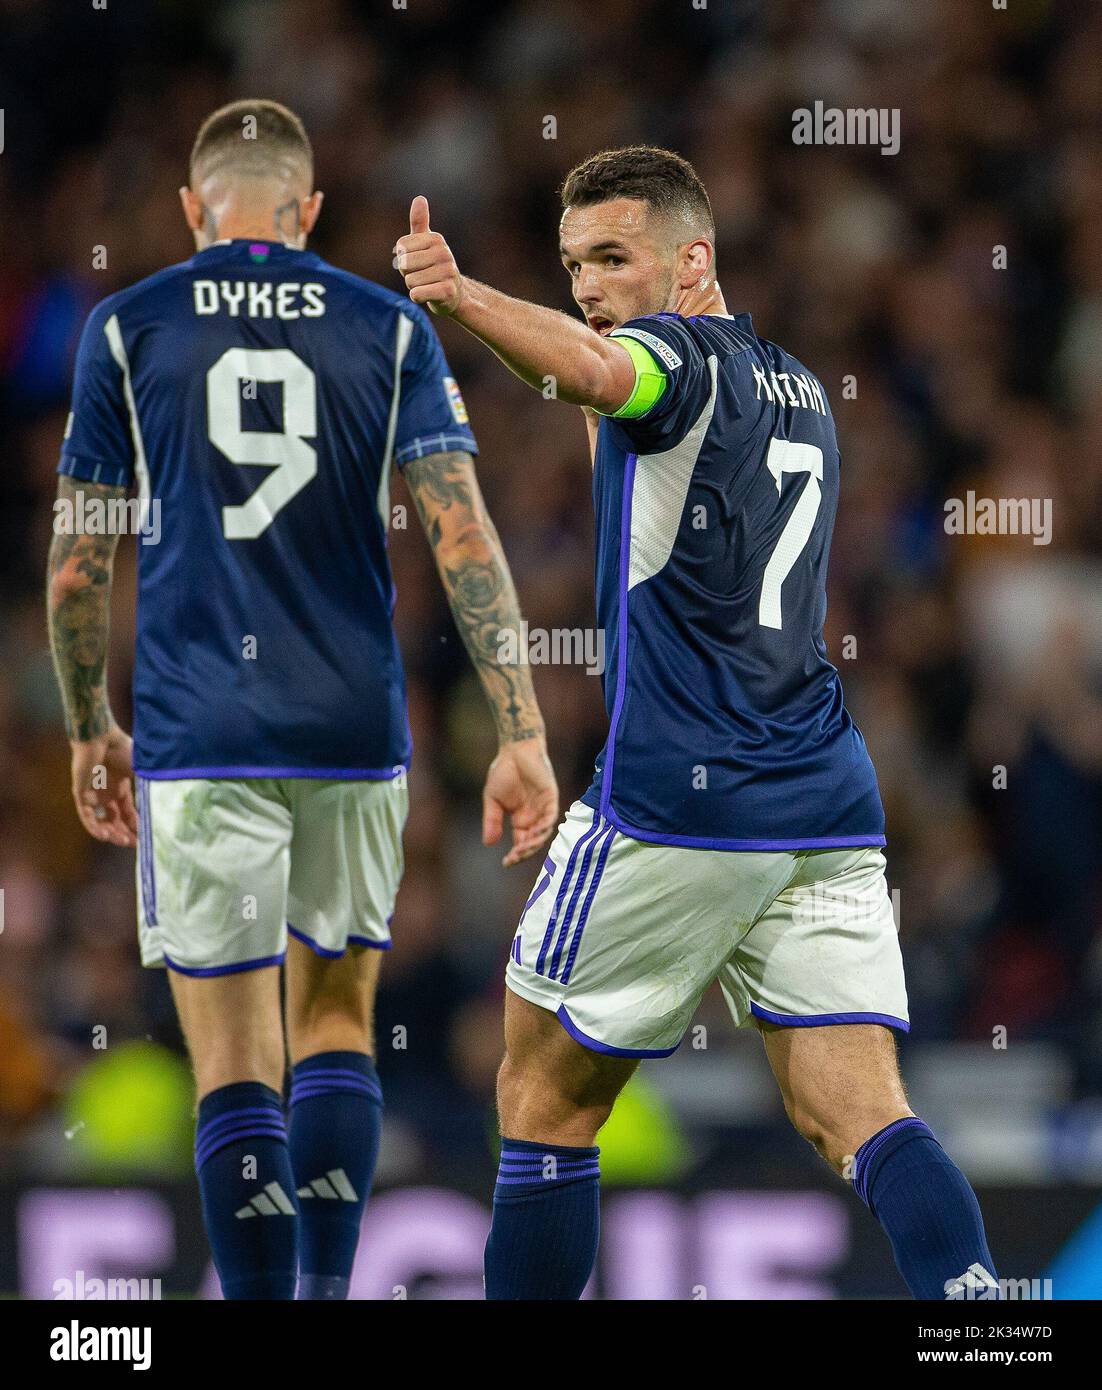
[600,335,669,419]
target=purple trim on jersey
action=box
[58,452,134,488]
[556,1004,681,1058]
[286,922,391,958]
[548,817,607,980]
[134,764,408,781]
[560,823,616,985]
[536,810,601,976]
[599,452,637,821]
[749,1002,910,1032]
[59,452,134,487]
[603,805,885,851]
[162,950,286,977]
[393,431,478,467]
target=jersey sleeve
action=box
[392,309,479,467]
[601,315,715,455]
[57,302,136,488]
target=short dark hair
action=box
[560,145,714,240]
[190,99,313,185]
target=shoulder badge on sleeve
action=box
[443,376,469,424]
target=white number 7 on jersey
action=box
[207,347,318,540]
[758,438,824,630]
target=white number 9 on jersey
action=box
[207,347,318,540]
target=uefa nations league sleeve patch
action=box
[444,376,469,424]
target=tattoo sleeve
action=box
[47,476,125,740]
[404,450,544,742]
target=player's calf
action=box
[762,1022,999,1300]
[171,966,298,1300]
[851,1115,1000,1300]
[485,990,635,1300]
[195,1079,299,1300]
[284,938,384,1299]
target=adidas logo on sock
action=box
[297,1168,359,1201]
[944,1263,999,1298]
[234,1182,296,1219]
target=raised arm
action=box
[403,448,558,865]
[47,476,137,847]
[395,197,638,413]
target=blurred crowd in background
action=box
[1,0,1101,1190]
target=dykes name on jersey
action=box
[193,279,327,319]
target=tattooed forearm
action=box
[405,450,544,742]
[47,477,125,741]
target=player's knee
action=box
[285,944,380,1061]
[193,1037,285,1098]
[786,1103,851,1174]
[788,1096,914,1177]
[287,1005,375,1063]
[496,1050,611,1144]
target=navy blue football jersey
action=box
[581,311,884,848]
[58,239,477,778]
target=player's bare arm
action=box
[46,475,138,848]
[395,197,638,413]
[404,447,558,865]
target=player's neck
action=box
[668,281,729,318]
[698,289,729,317]
[199,228,305,250]
[196,204,306,251]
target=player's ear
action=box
[179,186,203,233]
[675,237,714,289]
[302,191,324,235]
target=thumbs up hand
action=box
[393,196,465,316]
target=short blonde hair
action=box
[190,99,313,185]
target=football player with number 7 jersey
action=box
[394,143,999,1303]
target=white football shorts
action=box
[506,800,907,1056]
[135,774,408,975]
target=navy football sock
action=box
[854,1117,999,1300]
[195,1081,298,1300]
[288,1050,383,1299]
[484,1138,600,1300]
